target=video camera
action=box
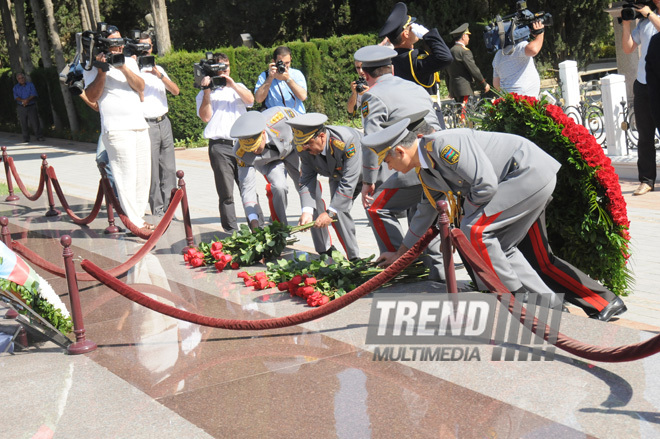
[483,1,552,53]
[59,32,85,95]
[124,29,155,69]
[620,0,656,21]
[355,76,368,93]
[193,52,228,89]
[79,22,126,71]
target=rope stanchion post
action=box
[177,170,195,253]
[436,200,457,294]
[60,235,97,355]
[0,216,11,247]
[2,147,19,202]
[42,155,60,217]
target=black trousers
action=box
[633,80,657,185]
[16,104,42,141]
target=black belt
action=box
[210,138,235,146]
[145,114,167,123]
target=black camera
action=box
[483,1,552,53]
[59,32,85,95]
[355,77,368,93]
[193,52,228,89]
[275,60,287,74]
[621,0,656,21]
[124,29,155,69]
[80,22,126,70]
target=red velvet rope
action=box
[7,156,46,201]
[80,226,440,330]
[101,178,152,239]
[47,167,104,225]
[12,189,183,281]
[449,228,660,363]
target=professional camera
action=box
[59,32,85,95]
[275,60,287,74]
[355,76,368,93]
[124,29,155,69]
[483,1,552,53]
[620,0,656,21]
[80,22,126,70]
[193,52,228,89]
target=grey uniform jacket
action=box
[404,128,561,248]
[360,74,440,186]
[299,125,363,213]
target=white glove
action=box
[410,23,429,38]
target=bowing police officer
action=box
[362,120,565,309]
[286,113,363,260]
[230,108,332,254]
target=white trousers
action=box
[103,129,151,227]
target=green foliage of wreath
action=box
[477,93,632,296]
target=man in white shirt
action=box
[83,26,152,232]
[196,52,262,232]
[138,33,180,217]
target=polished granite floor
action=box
[2,190,660,439]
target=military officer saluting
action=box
[362,120,566,309]
[380,2,453,128]
[447,23,490,104]
[286,113,363,260]
[230,108,332,254]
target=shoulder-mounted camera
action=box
[620,0,656,22]
[483,1,552,53]
[193,52,228,90]
[124,29,155,69]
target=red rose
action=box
[255,272,268,280]
[211,250,223,260]
[299,286,315,297]
[231,262,239,269]
[319,296,330,305]
[304,277,317,286]
[214,260,227,272]
[211,241,223,252]
[221,254,232,263]
[190,257,204,267]
[237,271,249,279]
[277,282,289,291]
[290,275,303,285]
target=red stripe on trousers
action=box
[367,188,398,252]
[469,212,501,275]
[528,222,609,310]
[264,176,278,223]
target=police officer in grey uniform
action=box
[230,108,331,252]
[362,119,565,309]
[354,45,444,279]
[286,113,363,260]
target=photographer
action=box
[492,19,545,98]
[622,0,660,196]
[137,33,180,217]
[346,61,369,115]
[82,26,153,233]
[254,46,307,113]
[196,52,261,232]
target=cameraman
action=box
[137,33,180,217]
[346,61,369,115]
[622,0,660,196]
[83,26,153,233]
[254,46,307,113]
[492,19,545,98]
[196,52,261,232]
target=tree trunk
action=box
[78,0,91,31]
[14,0,35,73]
[150,0,172,55]
[84,0,99,26]
[29,0,51,67]
[0,0,23,73]
[43,0,79,132]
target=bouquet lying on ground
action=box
[0,242,73,335]
[183,221,315,270]
[238,250,429,307]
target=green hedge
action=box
[1,34,385,144]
